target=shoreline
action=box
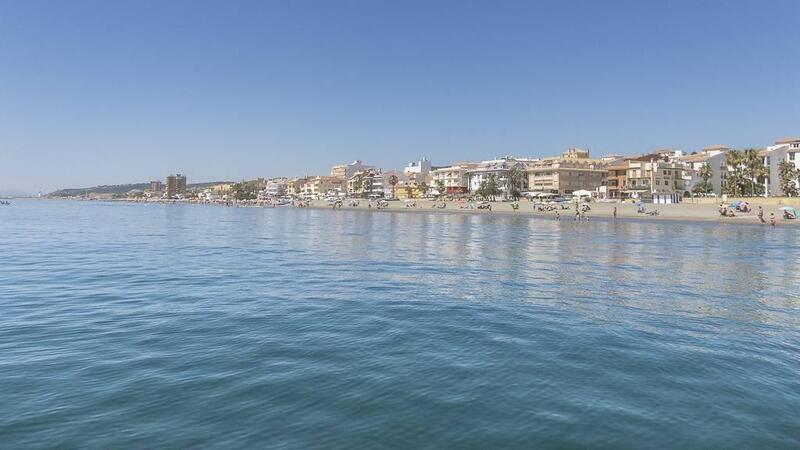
[32,197,800,227]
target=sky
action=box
[1,0,799,193]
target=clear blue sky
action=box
[1,0,799,193]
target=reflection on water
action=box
[1,200,799,448]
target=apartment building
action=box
[431,162,477,195]
[760,137,800,196]
[527,148,608,195]
[623,155,684,203]
[166,174,186,198]
[466,157,535,199]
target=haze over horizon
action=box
[2,0,799,193]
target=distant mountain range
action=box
[48,181,233,197]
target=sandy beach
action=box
[304,198,800,226]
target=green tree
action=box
[232,182,257,200]
[778,160,799,197]
[723,150,746,196]
[692,162,714,194]
[405,184,414,199]
[482,174,501,201]
[435,180,446,198]
[362,177,373,198]
[699,162,713,183]
[388,174,399,199]
[418,183,429,198]
[505,166,526,200]
[743,148,767,196]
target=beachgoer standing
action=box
[613,206,617,220]
[770,213,776,226]
[555,210,560,221]
[758,206,765,224]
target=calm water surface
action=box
[1,200,799,448]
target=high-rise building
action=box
[166,174,187,197]
[149,181,163,192]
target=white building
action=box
[331,160,374,180]
[466,157,536,199]
[403,158,432,183]
[675,145,729,196]
[264,179,288,197]
[760,137,800,196]
[431,162,477,195]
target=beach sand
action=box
[307,199,799,226]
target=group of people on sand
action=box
[721,202,794,226]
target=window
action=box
[790,153,796,161]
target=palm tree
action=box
[362,177,373,199]
[505,166,526,200]
[743,148,767,196]
[778,160,799,197]
[388,174,399,199]
[723,150,745,196]
[699,163,713,183]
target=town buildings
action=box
[149,180,163,193]
[623,155,684,203]
[675,145,729,196]
[431,162,477,195]
[347,169,388,198]
[166,174,186,198]
[331,160,374,180]
[264,178,288,197]
[300,176,346,198]
[759,137,800,196]
[603,163,628,199]
[467,157,535,199]
[403,158,432,183]
[527,148,609,195]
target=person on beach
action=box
[555,210,560,221]
[575,209,580,221]
[758,206,765,224]
[770,213,776,226]
[613,206,617,220]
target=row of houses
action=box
[198,136,800,202]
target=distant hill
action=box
[48,181,234,197]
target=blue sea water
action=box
[1,200,799,448]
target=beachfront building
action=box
[264,178,288,197]
[285,177,309,197]
[602,163,629,199]
[348,169,388,198]
[466,157,535,199]
[300,176,347,198]
[526,148,609,195]
[403,158,432,183]
[395,179,425,200]
[149,181,163,193]
[166,174,187,198]
[331,160,374,180]
[623,155,685,203]
[759,137,800,196]
[675,145,729,196]
[431,162,477,195]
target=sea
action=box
[1,200,799,448]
